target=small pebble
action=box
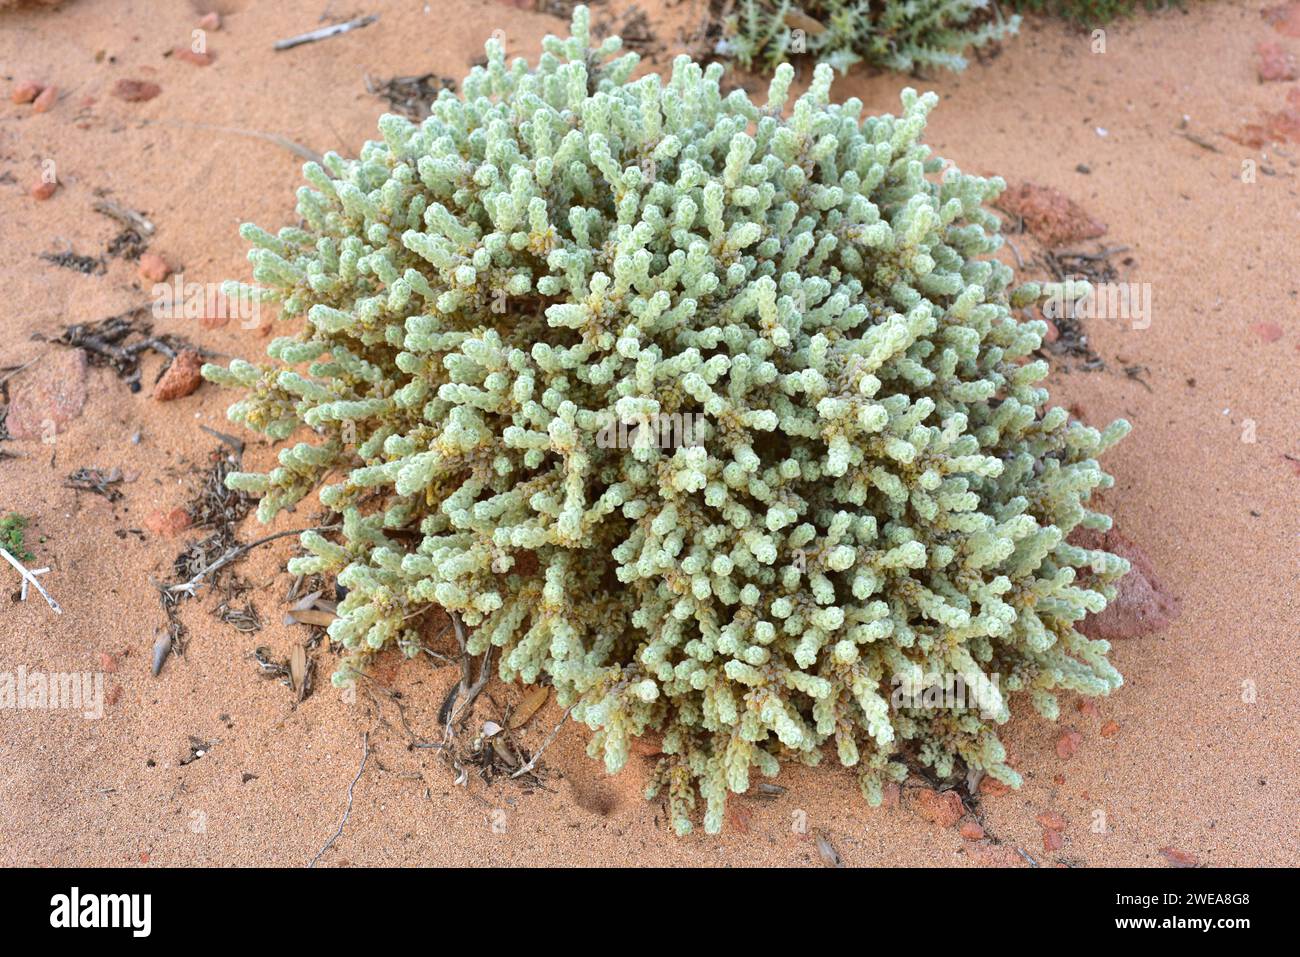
[113,78,162,102]
[12,80,44,104]
[31,85,59,113]
[1036,811,1067,832]
[153,350,203,401]
[1056,729,1083,760]
[137,251,172,283]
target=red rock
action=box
[979,777,1010,798]
[1250,321,1284,342]
[145,506,191,537]
[1076,698,1099,718]
[137,251,172,283]
[1042,829,1064,852]
[31,84,58,113]
[153,349,203,401]
[725,803,752,834]
[1073,528,1180,641]
[172,47,214,67]
[1159,846,1199,868]
[4,349,88,439]
[197,11,221,31]
[959,819,985,841]
[997,181,1107,249]
[31,179,58,200]
[1056,730,1083,760]
[98,652,118,673]
[112,79,162,102]
[1263,3,1300,37]
[12,80,45,104]
[914,788,964,829]
[1100,720,1121,738]
[1257,41,1298,81]
[1036,811,1067,831]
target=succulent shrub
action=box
[205,5,1131,835]
[726,0,1021,75]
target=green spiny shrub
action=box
[726,0,1021,75]
[1007,0,1184,25]
[204,5,1131,835]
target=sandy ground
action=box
[0,0,1296,867]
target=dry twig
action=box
[0,546,62,614]
[275,15,378,51]
[510,703,576,779]
[309,731,369,868]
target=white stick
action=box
[274,15,378,51]
[19,567,48,602]
[0,547,62,615]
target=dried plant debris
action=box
[365,72,456,122]
[150,629,173,676]
[43,307,201,393]
[252,645,291,680]
[251,644,315,702]
[448,715,549,788]
[93,197,156,237]
[40,247,106,275]
[184,446,255,535]
[283,588,340,629]
[594,4,662,58]
[64,466,124,501]
[154,445,255,662]
[1031,244,1134,372]
[106,227,149,261]
[508,685,550,730]
[179,736,214,766]
[214,577,261,632]
[537,0,606,18]
[290,643,311,702]
[679,0,740,72]
[94,198,154,261]
[815,831,845,868]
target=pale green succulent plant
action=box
[205,6,1130,835]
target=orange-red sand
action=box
[0,0,1296,866]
